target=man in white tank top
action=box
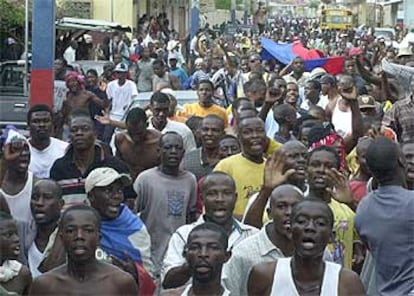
[247,199,365,296]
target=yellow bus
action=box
[320,8,353,30]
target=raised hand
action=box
[326,168,354,204]
[263,149,296,190]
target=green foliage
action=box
[56,0,91,19]
[215,0,231,10]
[0,0,25,31]
[309,0,320,9]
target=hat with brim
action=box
[358,95,376,109]
[114,63,128,73]
[85,167,131,193]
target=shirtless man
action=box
[248,199,365,296]
[0,212,32,295]
[29,205,138,296]
[114,107,161,179]
[60,72,108,136]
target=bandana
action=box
[65,71,85,90]
[310,133,346,171]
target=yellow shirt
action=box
[214,153,265,218]
[264,138,282,158]
[328,198,356,269]
[178,102,228,127]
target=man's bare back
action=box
[29,261,138,296]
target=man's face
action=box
[285,83,299,106]
[307,150,337,190]
[116,72,127,83]
[201,118,224,150]
[402,143,414,184]
[54,60,64,75]
[203,176,236,225]
[291,202,332,258]
[320,82,331,96]
[160,134,185,168]
[86,72,98,87]
[169,59,177,69]
[344,60,356,75]
[197,82,214,108]
[153,64,165,77]
[268,192,302,239]
[29,111,53,141]
[185,229,230,283]
[249,55,262,72]
[0,220,20,260]
[218,138,240,159]
[60,210,100,262]
[151,101,170,128]
[8,140,30,174]
[238,117,266,158]
[240,59,250,73]
[273,79,287,98]
[292,58,305,74]
[70,117,96,151]
[89,180,124,220]
[31,180,63,226]
[283,142,307,184]
[304,82,319,101]
[67,79,80,92]
[126,120,147,143]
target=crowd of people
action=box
[1,10,414,296]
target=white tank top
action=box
[270,257,341,296]
[28,241,44,278]
[0,172,34,224]
[331,98,352,138]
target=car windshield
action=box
[0,63,26,94]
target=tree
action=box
[56,0,91,19]
[0,0,25,58]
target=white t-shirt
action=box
[107,79,138,121]
[29,137,69,179]
[148,119,196,153]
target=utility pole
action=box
[243,0,248,24]
[231,0,236,23]
[190,0,200,38]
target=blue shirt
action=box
[170,67,188,86]
[355,185,414,295]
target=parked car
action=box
[0,60,30,135]
[70,60,108,77]
[134,90,198,108]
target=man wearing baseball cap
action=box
[85,167,156,295]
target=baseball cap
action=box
[168,52,178,60]
[358,95,376,109]
[114,63,128,73]
[85,167,131,193]
[320,74,336,86]
[194,58,204,66]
